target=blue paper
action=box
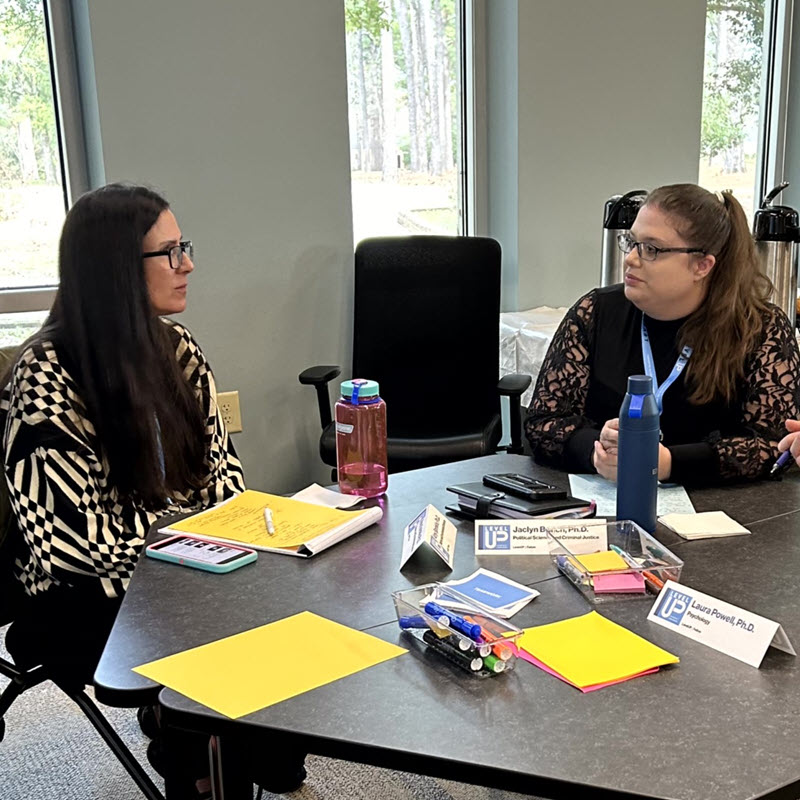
[443,571,534,610]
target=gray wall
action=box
[83,0,712,490]
[493,0,707,309]
[85,0,354,493]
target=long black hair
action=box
[23,183,207,506]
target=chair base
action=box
[0,654,164,800]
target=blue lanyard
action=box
[640,318,692,414]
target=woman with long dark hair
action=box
[526,183,800,485]
[0,184,258,797]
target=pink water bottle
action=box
[335,379,388,497]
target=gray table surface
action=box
[94,455,800,800]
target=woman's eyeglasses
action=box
[617,233,705,262]
[143,241,194,270]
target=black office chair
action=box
[299,235,531,474]
[0,347,164,800]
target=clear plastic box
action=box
[391,582,522,678]
[546,519,684,604]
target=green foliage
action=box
[345,0,389,38]
[701,0,764,171]
[0,0,59,184]
[701,91,742,159]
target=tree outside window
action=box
[699,0,765,219]
[345,0,462,244]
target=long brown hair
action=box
[644,184,774,405]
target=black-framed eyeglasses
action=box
[617,233,705,262]
[142,240,194,270]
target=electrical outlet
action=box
[217,390,243,433]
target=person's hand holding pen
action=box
[774,419,800,476]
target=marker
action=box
[770,450,793,478]
[642,570,664,591]
[454,636,492,658]
[463,617,514,661]
[398,615,429,630]
[556,555,588,586]
[422,630,484,673]
[482,653,506,674]
[423,602,482,640]
[609,544,640,568]
[263,507,275,535]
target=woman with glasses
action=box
[0,184,305,798]
[526,183,800,486]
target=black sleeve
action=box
[525,290,600,473]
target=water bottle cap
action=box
[341,379,380,402]
[627,375,653,394]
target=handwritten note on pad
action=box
[162,489,382,556]
[133,611,406,718]
[658,511,750,540]
[516,610,678,688]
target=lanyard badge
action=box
[640,318,692,415]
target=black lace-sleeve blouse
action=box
[525,284,800,486]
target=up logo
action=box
[656,588,692,626]
[479,524,511,550]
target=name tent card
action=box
[647,580,796,668]
[400,505,457,570]
[475,519,608,556]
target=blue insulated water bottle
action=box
[616,375,660,532]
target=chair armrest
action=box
[497,373,532,455]
[497,373,531,397]
[299,365,342,386]
[298,365,341,429]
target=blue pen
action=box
[771,450,794,477]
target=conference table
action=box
[94,454,800,800]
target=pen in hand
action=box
[770,450,794,478]
[264,507,276,535]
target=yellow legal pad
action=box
[133,611,407,718]
[517,611,679,688]
[572,550,629,574]
[166,489,370,549]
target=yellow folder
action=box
[133,611,407,718]
[517,611,678,688]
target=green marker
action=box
[483,653,506,674]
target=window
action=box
[0,0,65,344]
[344,0,466,243]
[699,0,767,219]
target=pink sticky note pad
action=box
[509,644,658,692]
[593,572,646,594]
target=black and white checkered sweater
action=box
[0,319,246,600]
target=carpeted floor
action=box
[0,626,533,800]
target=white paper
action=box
[474,518,607,555]
[569,474,695,517]
[400,505,456,570]
[658,511,750,540]
[291,483,364,509]
[647,580,796,668]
